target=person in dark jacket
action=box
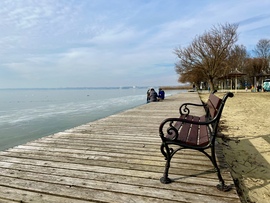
[149,88,158,102]
[158,88,165,100]
[146,89,151,103]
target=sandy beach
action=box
[200,91,270,203]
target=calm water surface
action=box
[0,88,184,150]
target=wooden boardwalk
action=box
[0,93,240,203]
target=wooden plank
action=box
[186,116,200,145]
[198,116,209,146]
[209,94,222,109]
[178,115,192,142]
[0,169,238,203]
[207,94,222,117]
[0,186,94,203]
[0,153,223,176]
[0,165,233,193]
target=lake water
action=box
[0,87,185,151]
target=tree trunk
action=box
[209,79,215,92]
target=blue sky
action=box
[0,0,269,88]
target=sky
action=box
[0,0,270,88]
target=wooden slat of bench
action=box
[166,115,210,147]
[198,116,209,146]
[173,114,186,130]
[186,116,199,145]
[207,94,222,118]
[209,94,221,107]
[165,115,210,147]
[178,115,192,142]
[165,115,186,140]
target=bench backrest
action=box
[206,94,222,118]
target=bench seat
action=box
[165,115,210,147]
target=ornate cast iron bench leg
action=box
[210,145,232,192]
[160,143,173,184]
[160,156,172,184]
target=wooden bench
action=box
[158,91,234,191]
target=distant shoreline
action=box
[0,87,148,91]
[160,85,192,90]
[0,85,192,91]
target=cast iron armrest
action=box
[179,102,207,115]
[179,90,218,116]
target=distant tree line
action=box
[174,23,270,91]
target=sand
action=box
[200,91,270,203]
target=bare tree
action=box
[253,39,270,59]
[244,57,268,87]
[253,39,270,72]
[227,45,248,72]
[225,45,248,87]
[174,23,238,91]
[176,63,207,88]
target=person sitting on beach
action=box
[146,89,151,103]
[158,88,165,100]
[149,88,158,102]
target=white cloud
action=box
[0,0,270,88]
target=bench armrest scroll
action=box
[179,103,206,115]
[159,119,179,140]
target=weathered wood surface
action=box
[0,92,240,203]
